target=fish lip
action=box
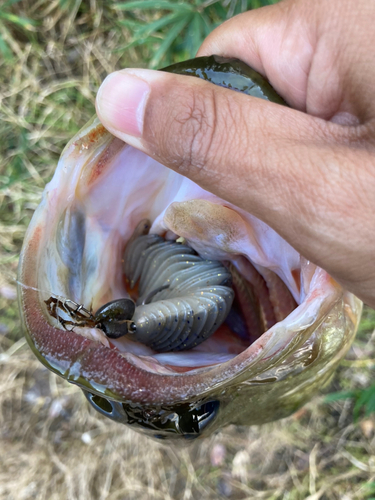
[18,219,343,406]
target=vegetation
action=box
[1,1,375,498]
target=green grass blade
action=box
[365,391,375,416]
[116,18,143,29]
[258,0,279,4]
[58,0,73,9]
[0,12,36,29]
[0,32,12,59]
[353,386,373,421]
[114,1,193,13]
[150,16,190,68]
[184,13,203,58]
[114,34,160,52]
[324,390,356,403]
[212,2,228,19]
[200,11,213,37]
[135,12,184,38]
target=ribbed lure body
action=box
[123,235,234,352]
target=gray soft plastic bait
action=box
[97,231,234,352]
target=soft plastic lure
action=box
[118,229,234,351]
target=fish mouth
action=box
[18,117,361,439]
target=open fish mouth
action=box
[18,57,362,440]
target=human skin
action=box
[95,0,375,309]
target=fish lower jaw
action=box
[53,256,298,376]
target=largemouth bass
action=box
[18,56,362,441]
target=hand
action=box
[95,0,375,308]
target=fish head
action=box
[18,58,362,441]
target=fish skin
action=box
[17,57,362,440]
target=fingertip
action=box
[96,71,150,137]
[96,68,169,140]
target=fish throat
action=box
[45,217,298,370]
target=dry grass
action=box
[1,331,375,500]
[1,1,375,499]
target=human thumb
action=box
[95,66,335,239]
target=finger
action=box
[95,66,375,303]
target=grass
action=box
[1,0,375,498]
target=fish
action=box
[17,56,362,441]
